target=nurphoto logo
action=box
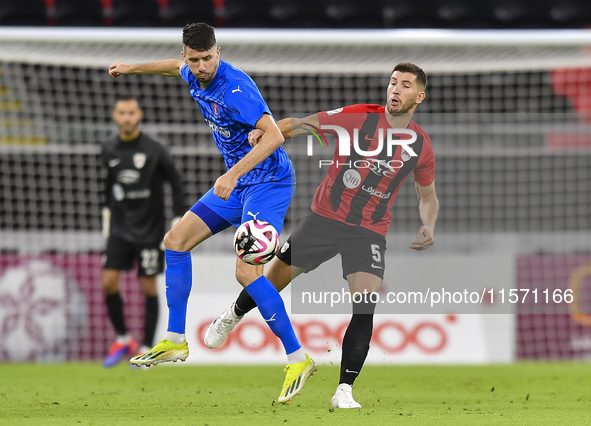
[303,123,418,175]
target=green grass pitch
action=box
[1,362,591,425]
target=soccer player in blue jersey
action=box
[108,23,315,402]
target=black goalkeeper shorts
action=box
[276,211,387,280]
[104,235,164,277]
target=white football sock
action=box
[116,334,130,344]
[166,332,186,345]
[287,347,307,364]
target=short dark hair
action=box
[392,63,427,90]
[183,22,217,51]
[115,94,138,103]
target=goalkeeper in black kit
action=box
[100,95,186,368]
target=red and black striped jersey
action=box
[310,104,435,236]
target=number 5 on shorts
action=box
[371,244,381,263]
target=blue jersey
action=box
[180,61,294,188]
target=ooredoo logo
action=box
[198,318,450,355]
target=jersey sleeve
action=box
[226,78,272,127]
[99,143,112,208]
[316,104,369,135]
[179,64,192,85]
[158,145,186,217]
[413,136,435,187]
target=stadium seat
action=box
[549,0,591,28]
[493,0,553,28]
[0,0,47,26]
[383,0,444,28]
[324,0,384,28]
[437,0,496,28]
[167,0,216,27]
[54,0,104,26]
[111,0,161,27]
[224,0,274,27]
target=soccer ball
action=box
[234,219,280,265]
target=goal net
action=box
[0,28,590,362]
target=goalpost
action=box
[0,28,590,362]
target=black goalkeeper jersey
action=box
[101,132,186,244]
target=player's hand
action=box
[108,62,133,78]
[248,129,264,147]
[410,225,434,251]
[214,172,238,201]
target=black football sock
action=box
[144,296,159,347]
[234,288,258,316]
[339,298,377,386]
[105,292,127,336]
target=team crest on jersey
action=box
[133,153,146,169]
[213,103,220,116]
[401,151,411,162]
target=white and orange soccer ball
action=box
[234,219,280,265]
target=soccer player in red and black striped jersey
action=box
[204,63,439,408]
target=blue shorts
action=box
[189,180,295,236]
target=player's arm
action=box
[248,114,319,145]
[278,114,320,138]
[214,113,284,201]
[159,147,186,226]
[411,181,439,251]
[108,60,184,78]
[100,148,112,238]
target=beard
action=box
[387,98,416,114]
[121,124,138,135]
[196,72,215,84]
[196,61,219,85]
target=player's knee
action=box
[235,269,249,286]
[102,275,119,295]
[139,277,158,297]
[235,267,260,287]
[163,231,175,250]
[163,228,187,252]
[265,259,292,291]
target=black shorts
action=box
[276,212,387,280]
[104,235,164,277]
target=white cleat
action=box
[203,303,244,349]
[331,383,362,409]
